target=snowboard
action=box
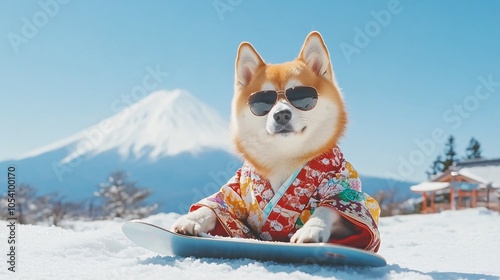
[122,220,386,267]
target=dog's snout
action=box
[273,109,292,125]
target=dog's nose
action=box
[273,109,292,125]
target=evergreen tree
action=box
[426,135,458,178]
[442,135,458,171]
[426,155,444,179]
[94,171,157,219]
[465,137,482,159]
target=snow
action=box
[410,182,450,192]
[13,89,232,162]
[1,208,499,280]
[459,166,500,188]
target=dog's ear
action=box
[235,42,265,88]
[298,31,333,81]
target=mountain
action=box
[1,90,238,212]
[359,175,417,201]
[16,89,232,162]
[1,89,416,213]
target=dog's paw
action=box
[290,225,330,243]
[172,207,216,236]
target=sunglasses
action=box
[248,86,319,116]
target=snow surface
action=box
[13,89,232,162]
[1,208,499,280]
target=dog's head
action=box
[230,31,347,175]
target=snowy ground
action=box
[1,208,499,280]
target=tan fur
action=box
[231,32,347,178]
[173,31,352,242]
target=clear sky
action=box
[1,0,499,183]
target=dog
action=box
[173,31,381,251]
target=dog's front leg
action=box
[290,207,342,243]
[172,207,217,236]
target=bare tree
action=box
[94,171,157,219]
[45,196,84,226]
[375,188,416,216]
[0,184,88,226]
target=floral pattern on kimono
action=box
[190,146,381,252]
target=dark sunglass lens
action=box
[286,87,318,111]
[248,91,278,116]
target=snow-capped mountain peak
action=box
[18,89,232,163]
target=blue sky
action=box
[1,0,499,183]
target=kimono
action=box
[190,146,381,252]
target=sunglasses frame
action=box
[247,86,319,116]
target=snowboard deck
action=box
[122,220,386,267]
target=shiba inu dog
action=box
[173,31,380,251]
